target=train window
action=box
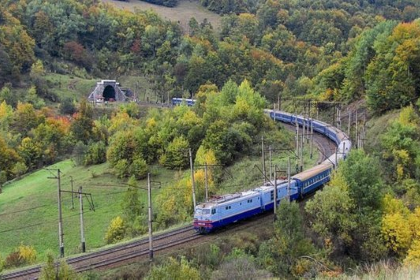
[225,206,228,210]
[212,209,216,214]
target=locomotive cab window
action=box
[212,209,216,214]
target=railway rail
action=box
[1,121,336,280]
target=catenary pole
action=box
[79,186,86,253]
[148,173,153,261]
[189,148,196,209]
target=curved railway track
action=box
[1,122,337,280]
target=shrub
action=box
[84,141,106,166]
[18,244,37,265]
[72,141,87,166]
[130,157,148,179]
[12,162,28,178]
[0,253,5,272]
[60,98,76,115]
[114,159,130,178]
[39,253,79,280]
[104,216,126,244]
[5,251,23,268]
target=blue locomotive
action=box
[193,109,352,234]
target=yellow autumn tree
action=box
[405,239,420,266]
[156,176,192,228]
[382,212,412,255]
[381,195,412,255]
[18,244,37,265]
[194,145,219,200]
[104,216,126,244]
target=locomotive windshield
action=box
[196,208,211,215]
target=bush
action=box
[60,98,76,115]
[130,157,148,179]
[39,253,79,280]
[84,141,106,166]
[72,141,87,166]
[0,253,4,272]
[104,216,126,244]
[18,244,37,265]
[5,251,23,268]
[114,159,130,178]
[12,162,28,178]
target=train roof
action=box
[196,190,260,209]
[292,163,333,181]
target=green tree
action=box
[258,201,314,277]
[305,172,357,256]
[160,136,189,169]
[70,100,95,144]
[39,253,79,280]
[145,257,200,280]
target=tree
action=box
[39,252,79,280]
[145,257,200,280]
[104,216,126,244]
[18,137,42,170]
[305,172,357,256]
[121,176,145,235]
[11,102,40,137]
[0,136,21,180]
[258,201,314,277]
[70,100,95,144]
[211,256,271,280]
[160,136,189,169]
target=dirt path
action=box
[101,0,222,31]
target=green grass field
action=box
[0,128,318,262]
[101,0,222,31]
[0,160,178,260]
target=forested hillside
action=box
[1,0,420,278]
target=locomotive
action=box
[193,109,352,234]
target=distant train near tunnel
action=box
[193,109,352,234]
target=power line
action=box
[0,204,53,217]
[0,212,81,234]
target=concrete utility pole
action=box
[355,109,359,149]
[269,146,273,183]
[79,186,86,253]
[262,136,266,184]
[287,157,291,200]
[204,164,209,202]
[335,147,338,169]
[70,176,75,210]
[189,148,196,209]
[147,173,153,261]
[48,169,64,258]
[295,115,299,173]
[273,165,278,221]
[300,124,304,172]
[310,118,314,159]
[348,110,351,136]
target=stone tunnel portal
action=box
[103,85,116,101]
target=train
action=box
[171,98,196,107]
[193,109,352,234]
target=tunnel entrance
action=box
[103,85,116,101]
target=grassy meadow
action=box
[0,160,178,260]
[0,128,318,262]
[101,0,222,31]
